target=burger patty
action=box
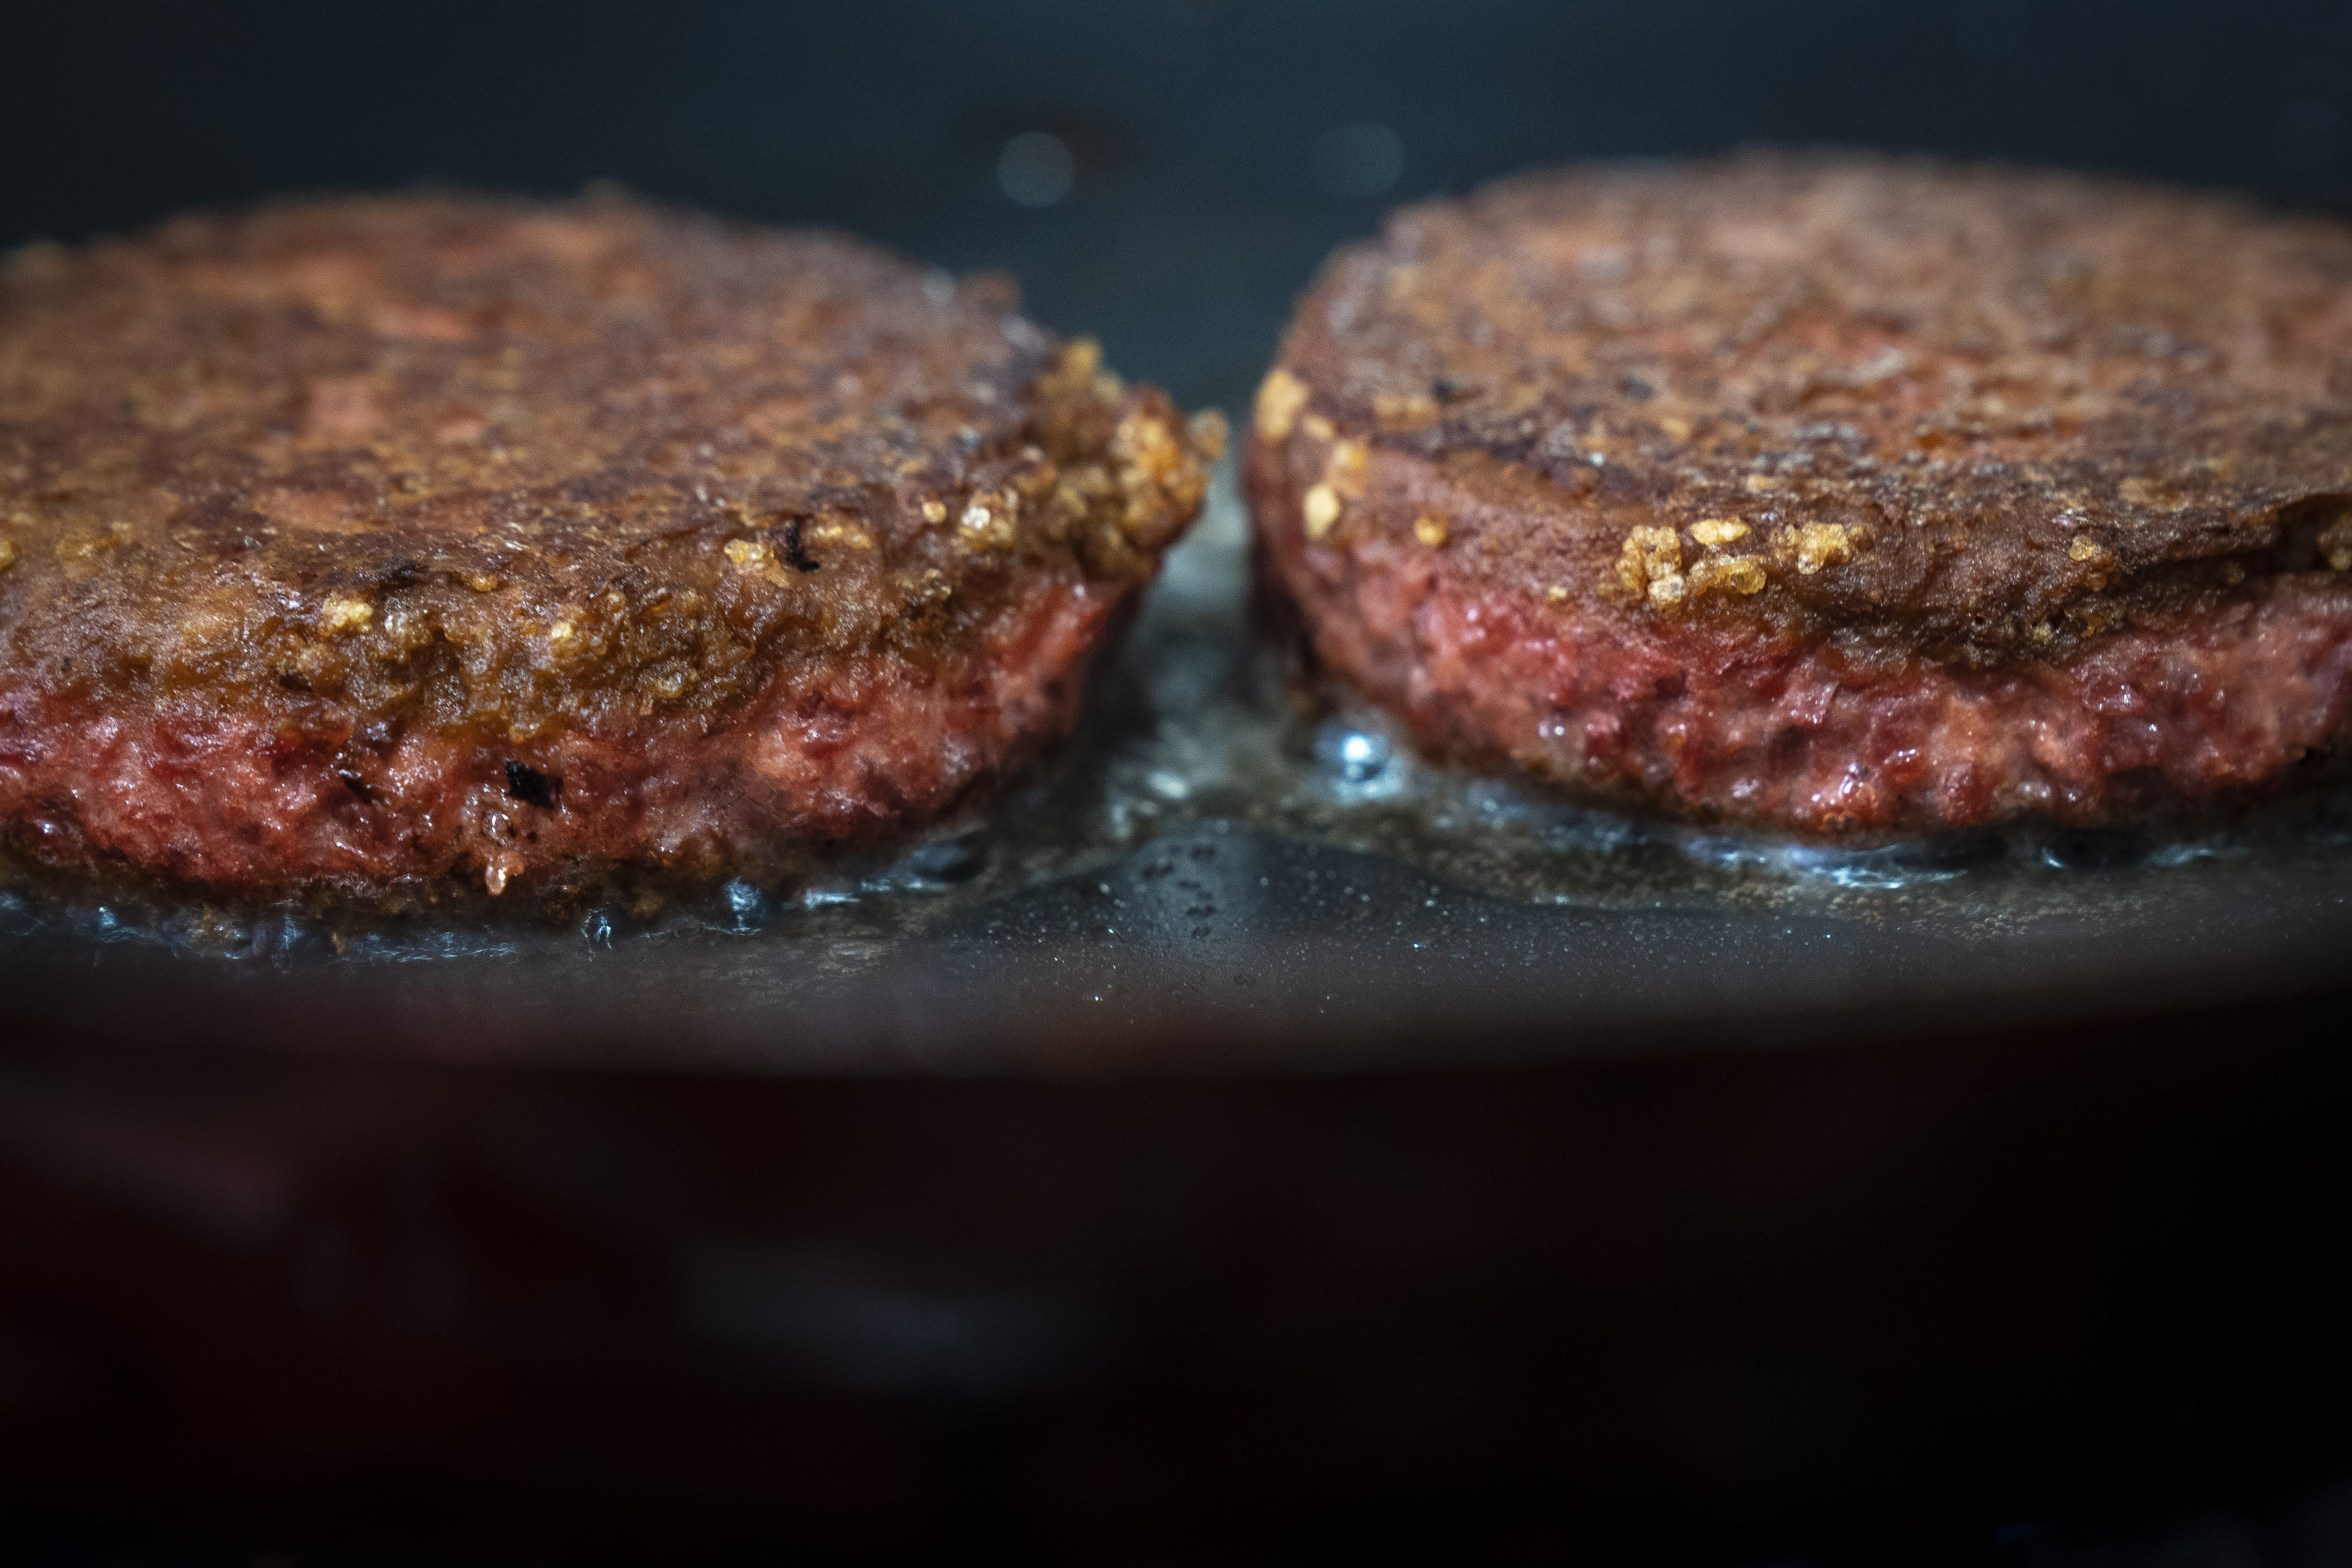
[1248,153,2352,835]
[0,192,1221,901]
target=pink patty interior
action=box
[1275,527,2352,834]
[0,581,1114,897]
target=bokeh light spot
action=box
[998,131,1075,208]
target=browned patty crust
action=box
[0,193,1220,899]
[1249,153,2352,833]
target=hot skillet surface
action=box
[7,0,2352,1071]
[7,470,2351,1070]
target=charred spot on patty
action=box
[781,517,821,574]
[503,760,558,810]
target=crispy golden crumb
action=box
[1613,525,1683,598]
[1254,367,1310,442]
[807,519,874,550]
[1786,522,1855,576]
[2069,532,2119,588]
[1374,391,1437,429]
[1688,554,1768,597]
[1054,337,1101,388]
[1325,439,1369,499]
[2319,515,2352,572]
[958,495,1017,549]
[1690,517,1749,547]
[1302,483,1342,539]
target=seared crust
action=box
[0,192,1219,898]
[1268,152,2352,662]
[1252,154,2352,833]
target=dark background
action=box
[6,0,2351,414]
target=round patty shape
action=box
[1248,153,2352,835]
[0,192,1219,900]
